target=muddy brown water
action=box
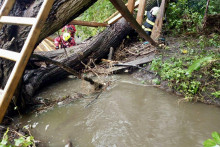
[19,75,220,147]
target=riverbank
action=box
[110,34,220,106]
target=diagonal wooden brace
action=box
[109,0,158,47]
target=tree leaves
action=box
[203,132,220,147]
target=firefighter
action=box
[142,7,160,36]
[54,33,76,50]
[61,24,76,38]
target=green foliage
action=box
[150,57,162,72]
[150,53,215,98]
[0,128,9,147]
[203,132,220,147]
[152,78,160,85]
[75,0,116,40]
[212,68,220,79]
[186,56,213,75]
[212,91,220,98]
[199,34,220,49]
[0,128,35,147]
[209,1,220,14]
[166,0,219,34]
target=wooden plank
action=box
[46,37,54,42]
[42,40,52,51]
[108,0,140,25]
[151,0,167,40]
[0,0,55,123]
[69,20,108,27]
[136,0,146,25]
[109,0,158,47]
[127,0,136,13]
[104,1,136,23]
[0,16,36,26]
[0,89,3,96]
[0,0,16,30]
[104,10,120,23]
[44,39,55,48]
[97,54,155,74]
[0,49,20,61]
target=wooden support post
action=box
[108,47,114,60]
[136,0,146,24]
[69,20,109,27]
[127,0,136,13]
[109,0,158,47]
[104,0,138,23]
[151,0,167,40]
[106,0,140,25]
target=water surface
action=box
[20,75,220,147]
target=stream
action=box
[19,75,220,147]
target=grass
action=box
[75,0,116,40]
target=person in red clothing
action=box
[54,33,76,50]
[61,24,76,38]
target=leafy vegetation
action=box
[203,132,220,147]
[0,128,35,147]
[150,35,220,101]
[166,0,220,34]
[75,0,116,40]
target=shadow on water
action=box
[19,75,220,147]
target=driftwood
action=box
[96,53,155,74]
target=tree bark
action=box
[24,18,132,105]
[0,0,98,88]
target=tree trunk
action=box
[24,18,132,105]
[0,0,97,88]
[0,0,134,116]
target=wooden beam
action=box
[0,16,36,26]
[0,49,20,61]
[127,0,136,13]
[136,0,146,25]
[0,0,16,30]
[97,54,155,74]
[107,0,140,25]
[46,37,54,42]
[104,1,136,23]
[0,89,3,96]
[109,0,158,47]
[151,0,167,40]
[69,20,109,27]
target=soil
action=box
[99,35,220,106]
[0,35,219,144]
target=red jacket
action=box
[61,24,76,38]
[54,35,76,49]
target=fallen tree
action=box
[0,0,136,116]
[25,18,133,105]
[0,0,98,115]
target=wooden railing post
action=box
[127,0,136,14]
[109,0,158,47]
[136,0,146,25]
[151,0,167,40]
